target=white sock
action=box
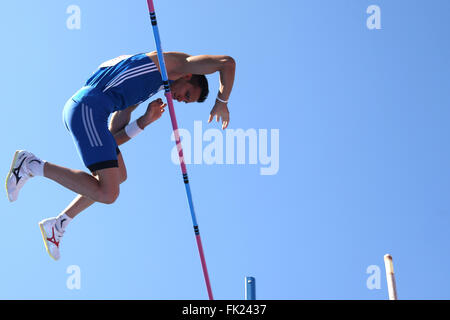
[27,157,45,177]
[55,213,72,232]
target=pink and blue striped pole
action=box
[145,0,214,300]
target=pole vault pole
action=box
[145,0,214,300]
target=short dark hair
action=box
[188,74,209,103]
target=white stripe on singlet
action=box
[104,67,158,92]
[102,63,157,92]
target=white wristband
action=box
[216,96,228,104]
[125,120,144,138]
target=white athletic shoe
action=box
[39,217,64,261]
[5,150,41,202]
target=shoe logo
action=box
[12,157,27,184]
[47,227,60,248]
[60,219,67,229]
[29,159,41,164]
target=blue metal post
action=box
[245,276,256,300]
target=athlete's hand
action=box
[143,98,167,126]
[208,101,229,130]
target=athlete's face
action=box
[171,76,201,103]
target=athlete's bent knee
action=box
[95,167,121,204]
[98,188,120,204]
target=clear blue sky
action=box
[1,0,450,299]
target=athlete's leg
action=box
[61,152,127,219]
[63,195,94,218]
[35,88,127,260]
[43,162,120,204]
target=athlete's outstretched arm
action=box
[155,52,235,101]
[176,55,236,129]
[151,52,236,130]
[169,54,235,101]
